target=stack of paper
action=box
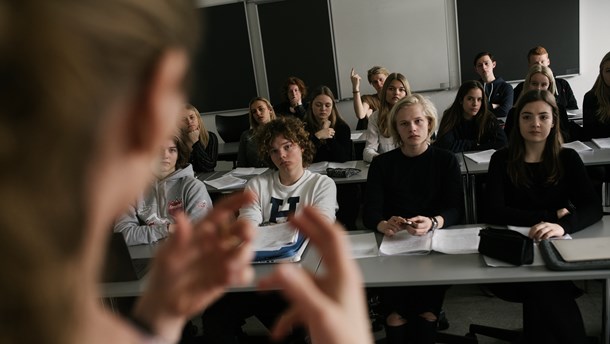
[592,138,610,149]
[253,222,299,251]
[562,141,592,152]
[464,149,496,164]
[379,227,482,255]
[308,161,358,173]
[226,167,268,176]
[346,232,379,258]
[203,175,247,189]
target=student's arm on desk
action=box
[437,152,464,227]
[237,182,263,225]
[556,149,603,234]
[132,192,256,344]
[114,204,169,246]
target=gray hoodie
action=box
[114,164,212,245]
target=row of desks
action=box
[103,216,610,343]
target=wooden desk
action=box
[319,219,610,343]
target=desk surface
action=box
[101,242,322,298]
[197,160,370,193]
[218,130,367,159]
[462,142,610,175]
[319,219,610,287]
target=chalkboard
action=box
[330,0,451,99]
[189,3,257,113]
[457,0,579,83]
[258,0,338,105]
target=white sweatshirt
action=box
[239,169,337,225]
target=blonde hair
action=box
[389,94,438,146]
[248,97,276,129]
[0,1,197,343]
[185,104,210,147]
[378,73,411,137]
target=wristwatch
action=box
[428,216,438,232]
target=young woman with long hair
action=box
[484,90,602,344]
[434,80,507,152]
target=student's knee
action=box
[386,312,407,326]
[418,311,437,322]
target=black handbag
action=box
[478,228,534,266]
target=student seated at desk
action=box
[513,46,579,110]
[202,116,338,343]
[114,135,212,245]
[304,85,358,230]
[237,97,276,168]
[583,51,610,141]
[363,94,463,344]
[434,80,507,152]
[274,76,309,120]
[363,72,411,162]
[180,103,218,173]
[473,51,513,118]
[304,86,352,163]
[484,90,602,344]
[505,64,576,142]
[350,66,389,130]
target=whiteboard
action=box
[330,0,451,100]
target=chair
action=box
[215,113,250,143]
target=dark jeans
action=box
[487,281,586,344]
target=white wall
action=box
[203,0,610,141]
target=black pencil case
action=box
[478,228,534,266]
[326,168,360,178]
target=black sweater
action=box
[434,116,507,153]
[190,132,218,173]
[582,90,610,140]
[481,77,514,117]
[363,146,463,230]
[484,148,601,234]
[307,120,352,163]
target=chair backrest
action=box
[215,113,250,143]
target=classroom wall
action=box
[202,0,610,142]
